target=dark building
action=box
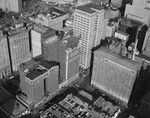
[139,91,150,118]
[41,30,59,62]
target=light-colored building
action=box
[105,23,116,38]
[0,35,11,79]
[73,5,104,69]
[91,0,109,5]
[19,60,59,104]
[124,1,150,25]
[132,0,150,9]
[110,7,120,18]
[0,0,22,12]
[31,9,68,30]
[142,27,150,57]
[8,28,32,72]
[77,0,91,6]
[114,30,129,41]
[91,47,142,104]
[58,36,81,88]
[31,24,49,58]
[111,0,122,8]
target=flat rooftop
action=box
[94,47,142,71]
[40,60,59,70]
[76,6,95,14]
[64,36,79,49]
[86,4,104,11]
[26,67,47,80]
[24,60,59,80]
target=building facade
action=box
[142,27,150,57]
[31,24,49,58]
[32,9,68,30]
[73,5,104,69]
[0,35,11,79]
[0,0,22,12]
[58,36,81,88]
[8,28,32,72]
[124,0,150,25]
[19,60,59,103]
[105,23,116,38]
[42,33,59,62]
[91,47,142,104]
[111,0,122,8]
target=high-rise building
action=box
[139,91,150,117]
[58,36,81,88]
[0,35,11,79]
[142,27,150,57]
[8,28,32,72]
[19,60,59,103]
[124,0,150,25]
[132,0,150,9]
[111,0,122,8]
[31,24,49,58]
[91,47,142,104]
[0,0,22,12]
[42,30,59,62]
[73,5,104,69]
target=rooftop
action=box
[24,60,59,80]
[19,60,38,72]
[40,60,59,70]
[94,47,142,71]
[26,67,47,80]
[86,4,104,11]
[64,36,79,49]
[115,30,129,36]
[8,27,27,36]
[33,24,49,33]
[76,6,95,14]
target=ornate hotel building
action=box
[91,47,142,104]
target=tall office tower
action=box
[58,36,81,88]
[111,0,122,8]
[91,47,142,104]
[0,0,23,12]
[0,36,11,79]
[73,5,104,69]
[139,91,150,117]
[42,30,59,62]
[19,60,59,103]
[31,24,49,58]
[142,27,150,57]
[124,0,150,25]
[8,28,32,72]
